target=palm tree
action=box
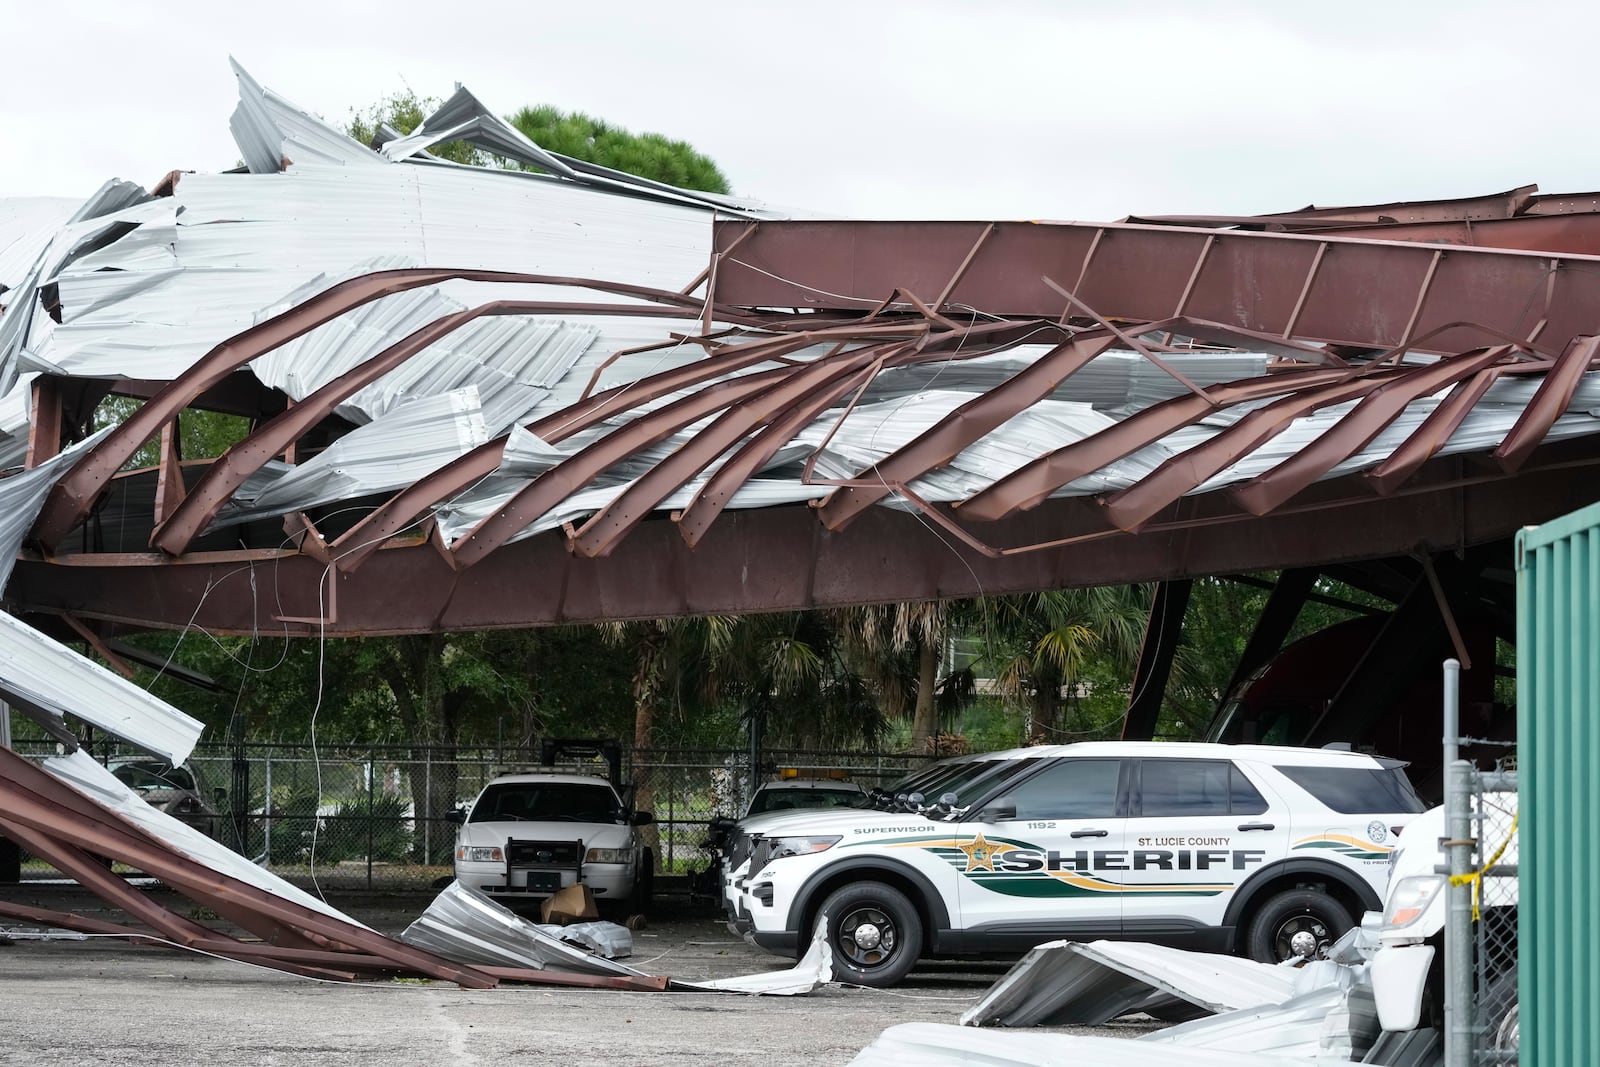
[974,587,1153,742]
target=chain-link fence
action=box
[1443,748,1520,1064]
[7,740,937,892]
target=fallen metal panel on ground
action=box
[402,881,833,994]
[960,939,1303,1027]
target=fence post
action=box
[366,746,375,891]
[263,754,273,864]
[424,747,432,869]
[1442,658,1475,1067]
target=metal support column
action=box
[1443,659,1475,1067]
[1122,579,1192,740]
[1221,568,1319,702]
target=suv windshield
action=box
[469,781,622,823]
[747,787,869,815]
[936,757,1045,815]
[874,760,963,801]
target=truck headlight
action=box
[1382,874,1445,929]
[768,835,842,860]
[457,845,503,863]
[585,847,632,863]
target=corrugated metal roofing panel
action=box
[229,59,385,173]
[401,880,649,978]
[0,197,78,289]
[216,388,489,526]
[0,609,202,765]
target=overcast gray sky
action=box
[6,0,1598,220]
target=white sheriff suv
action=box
[451,772,655,915]
[730,741,1425,986]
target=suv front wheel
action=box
[1244,888,1353,963]
[816,880,923,987]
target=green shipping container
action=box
[1517,502,1600,1067]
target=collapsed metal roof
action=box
[2,67,1599,640]
[0,63,1598,736]
[0,58,1588,997]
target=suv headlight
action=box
[767,835,842,860]
[457,845,503,863]
[585,847,632,863]
[1383,874,1445,930]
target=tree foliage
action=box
[506,107,730,194]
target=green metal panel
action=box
[1517,499,1600,1067]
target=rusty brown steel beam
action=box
[813,331,1119,532]
[1257,185,1538,224]
[0,761,330,952]
[673,363,883,549]
[328,345,849,574]
[59,613,137,678]
[1100,374,1409,533]
[956,366,1356,522]
[149,299,712,556]
[1493,334,1600,471]
[956,319,1553,524]
[1295,212,1600,255]
[1365,368,1510,495]
[449,357,882,570]
[0,899,154,938]
[26,376,62,468]
[17,439,1600,634]
[472,320,1062,566]
[1521,191,1600,216]
[0,749,497,987]
[472,966,672,991]
[0,820,355,982]
[31,267,759,553]
[0,817,216,947]
[323,323,931,573]
[709,219,1598,358]
[1226,346,1525,516]
[569,347,906,558]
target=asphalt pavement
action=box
[0,883,1149,1066]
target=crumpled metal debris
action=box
[402,880,832,994]
[556,920,632,960]
[929,921,1386,1065]
[960,938,1314,1027]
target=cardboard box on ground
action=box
[540,883,599,924]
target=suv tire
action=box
[1244,888,1353,963]
[816,880,922,987]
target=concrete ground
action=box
[0,883,1150,1067]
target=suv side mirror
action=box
[445,807,467,825]
[630,810,656,827]
[977,798,1017,823]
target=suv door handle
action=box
[1070,828,1109,838]
[1237,822,1276,832]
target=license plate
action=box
[525,871,562,892]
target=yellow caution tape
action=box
[1447,810,1518,921]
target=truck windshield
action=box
[469,782,622,823]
